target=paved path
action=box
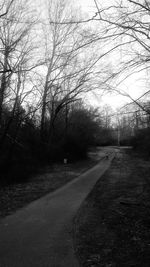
[0,149,115,267]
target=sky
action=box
[34,0,149,110]
[75,0,95,11]
[72,0,149,110]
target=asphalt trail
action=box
[0,148,115,267]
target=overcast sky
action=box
[34,0,149,110]
[75,0,149,109]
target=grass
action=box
[0,155,99,219]
[73,148,150,267]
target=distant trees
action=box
[38,100,106,161]
[107,99,150,153]
[0,98,110,183]
[65,105,101,159]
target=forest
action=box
[0,0,150,185]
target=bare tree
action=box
[91,0,150,112]
[0,0,38,144]
[39,0,103,143]
[0,0,15,19]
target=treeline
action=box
[132,128,150,157]
[116,101,150,157]
[0,100,114,184]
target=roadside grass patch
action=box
[73,150,150,267]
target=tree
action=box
[0,0,14,19]
[64,103,101,159]
[92,0,150,113]
[39,0,103,144]
[0,0,37,143]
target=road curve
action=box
[0,150,115,267]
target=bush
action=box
[131,128,150,157]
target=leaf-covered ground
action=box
[73,148,150,267]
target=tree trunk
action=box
[40,83,48,142]
[0,50,9,126]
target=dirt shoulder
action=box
[73,148,150,267]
